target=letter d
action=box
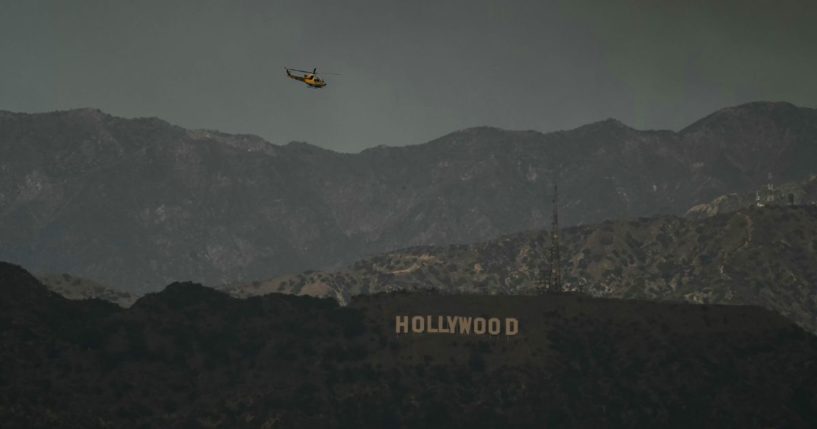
[505,318,519,336]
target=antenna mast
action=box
[550,179,562,293]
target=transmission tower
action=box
[550,180,562,293]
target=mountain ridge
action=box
[5,101,814,154]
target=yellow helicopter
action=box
[285,67,339,88]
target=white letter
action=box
[395,315,409,334]
[458,317,472,334]
[427,315,439,333]
[447,316,459,333]
[474,317,486,335]
[411,316,425,333]
[505,318,519,336]
[437,316,449,333]
[488,318,501,335]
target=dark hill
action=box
[1,262,817,428]
[2,102,817,292]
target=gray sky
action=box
[2,0,816,152]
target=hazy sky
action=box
[2,0,816,152]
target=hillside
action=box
[38,273,136,307]
[227,206,817,334]
[687,175,817,219]
[2,102,817,292]
[2,261,816,428]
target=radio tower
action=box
[549,180,562,293]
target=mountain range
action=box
[1,101,816,292]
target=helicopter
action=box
[285,67,339,88]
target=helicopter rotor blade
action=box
[286,67,341,76]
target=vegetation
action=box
[2,262,817,427]
[230,206,817,334]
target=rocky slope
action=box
[2,262,816,428]
[228,206,817,334]
[2,102,816,292]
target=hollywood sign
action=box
[395,315,519,336]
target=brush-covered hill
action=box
[687,174,817,219]
[228,206,817,334]
[37,273,137,307]
[1,261,816,428]
[2,102,816,293]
